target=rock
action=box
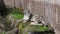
[7,15,15,27]
[23,25,55,34]
[6,28,18,34]
[0,23,5,30]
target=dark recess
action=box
[31,30,55,34]
[0,0,7,17]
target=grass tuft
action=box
[11,8,24,19]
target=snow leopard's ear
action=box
[26,9,31,13]
[39,16,43,20]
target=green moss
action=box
[27,25,49,32]
[19,23,24,34]
[18,21,49,34]
[11,8,24,19]
[18,22,30,34]
[12,13,24,19]
[2,31,6,34]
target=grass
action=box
[18,23,50,34]
[11,8,24,19]
[28,25,49,31]
[18,22,30,34]
[18,22,49,34]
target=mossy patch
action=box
[28,25,49,31]
[11,8,24,19]
[18,22,30,34]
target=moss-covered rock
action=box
[11,8,24,19]
[6,8,24,28]
[23,25,54,34]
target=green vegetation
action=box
[11,8,24,19]
[28,25,49,31]
[18,22,49,34]
[2,31,6,34]
[3,8,53,34]
[19,23,25,34]
[20,24,50,34]
[10,9,50,32]
[18,22,30,34]
[2,8,24,34]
